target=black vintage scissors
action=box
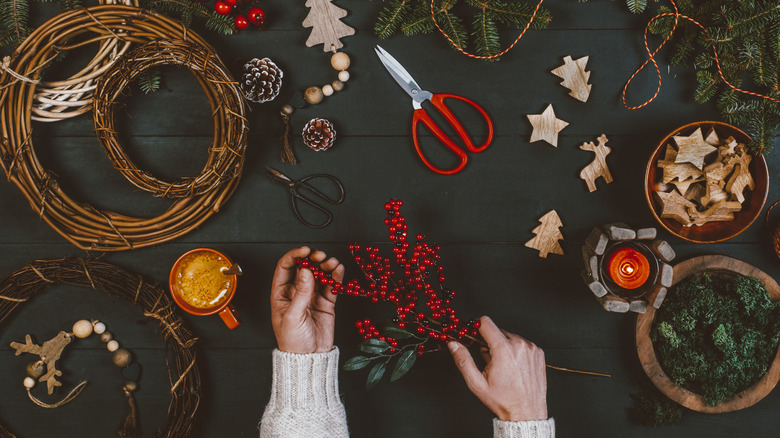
[266,167,345,229]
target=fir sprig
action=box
[137,69,162,94]
[640,0,780,153]
[0,0,235,52]
[373,0,551,60]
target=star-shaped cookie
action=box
[527,104,569,147]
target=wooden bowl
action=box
[644,121,769,243]
[636,255,780,413]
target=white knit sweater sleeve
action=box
[259,348,349,438]
[493,418,555,438]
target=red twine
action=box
[622,0,780,110]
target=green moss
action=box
[652,273,780,407]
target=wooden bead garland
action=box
[11,319,143,436]
[279,48,350,162]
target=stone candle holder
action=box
[581,223,675,313]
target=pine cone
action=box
[240,57,283,103]
[302,118,336,151]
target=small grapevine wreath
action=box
[0,257,200,438]
[0,6,248,251]
[94,38,247,198]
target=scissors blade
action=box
[266,167,293,185]
[375,45,429,105]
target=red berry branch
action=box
[297,200,611,389]
[296,199,487,389]
[213,0,265,30]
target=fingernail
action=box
[447,341,458,352]
[298,267,309,280]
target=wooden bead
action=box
[93,322,106,335]
[322,84,334,96]
[124,381,138,392]
[338,70,350,82]
[281,104,294,115]
[72,320,93,338]
[107,340,119,352]
[112,348,133,367]
[26,361,44,378]
[332,80,344,92]
[100,332,112,343]
[331,52,351,71]
[304,86,324,105]
[23,377,35,389]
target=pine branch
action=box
[142,0,235,35]
[375,0,410,39]
[0,0,31,48]
[56,0,81,12]
[373,0,550,61]
[472,9,500,58]
[439,9,468,50]
[626,0,647,14]
[137,69,162,94]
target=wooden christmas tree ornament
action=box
[550,55,592,102]
[525,210,564,258]
[526,104,569,147]
[579,134,613,192]
[302,0,356,51]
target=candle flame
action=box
[623,264,635,275]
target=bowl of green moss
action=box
[636,255,780,413]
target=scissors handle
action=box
[412,93,494,175]
[290,175,345,229]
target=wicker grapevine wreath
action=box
[0,6,248,251]
[94,38,247,198]
[31,0,138,123]
[0,257,200,438]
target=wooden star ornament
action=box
[527,104,569,147]
[673,127,717,170]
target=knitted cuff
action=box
[493,418,555,438]
[267,348,344,412]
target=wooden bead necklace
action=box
[279,47,351,162]
[11,319,141,436]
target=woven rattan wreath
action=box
[94,39,247,198]
[31,0,138,123]
[0,257,200,438]
[0,6,248,251]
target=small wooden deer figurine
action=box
[579,134,613,192]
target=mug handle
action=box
[218,304,241,330]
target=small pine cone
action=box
[302,118,336,151]
[240,57,283,103]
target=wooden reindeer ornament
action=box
[11,332,72,394]
[579,134,613,192]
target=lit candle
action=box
[607,247,650,290]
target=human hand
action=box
[270,246,345,354]
[448,316,548,422]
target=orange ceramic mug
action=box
[169,248,241,329]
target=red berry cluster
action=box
[296,199,484,359]
[214,0,265,30]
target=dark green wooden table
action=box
[1,1,778,436]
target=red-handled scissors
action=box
[375,45,494,175]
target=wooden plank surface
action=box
[1,0,779,437]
